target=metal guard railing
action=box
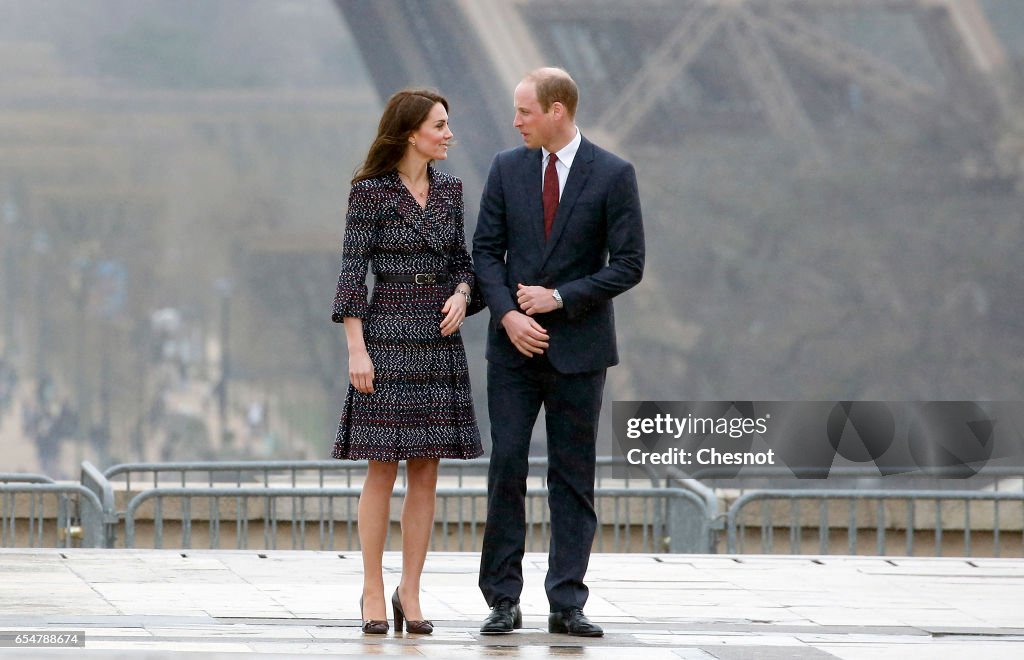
[121,486,707,553]
[104,457,660,489]
[0,483,106,548]
[3,460,1023,556]
[726,489,1024,556]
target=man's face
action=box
[513,81,554,150]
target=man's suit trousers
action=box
[478,356,606,612]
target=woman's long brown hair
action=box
[352,88,449,185]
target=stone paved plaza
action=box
[0,549,1022,658]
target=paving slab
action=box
[0,549,1022,658]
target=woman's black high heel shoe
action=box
[360,595,389,634]
[392,588,433,634]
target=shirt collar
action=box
[541,126,581,168]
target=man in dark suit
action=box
[472,67,645,637]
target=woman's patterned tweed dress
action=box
[331,166,483,461]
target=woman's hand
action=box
[440,289,468,336]
[348,349,375,394]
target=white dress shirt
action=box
[540,127,581,200]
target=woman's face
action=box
[409,102,453,161]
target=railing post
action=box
[665,492,711,553]
[80,461,118,548]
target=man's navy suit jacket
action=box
[472,136,645,374]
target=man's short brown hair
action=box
[525,67,578,119]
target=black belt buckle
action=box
[414,273,436,285]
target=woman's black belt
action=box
[375,272,450,284]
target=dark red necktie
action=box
[543,153,559,240]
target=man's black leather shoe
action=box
[548,608,603,637]
[480,600,522,634]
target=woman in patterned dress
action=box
[331,89,483,634]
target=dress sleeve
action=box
[331,183,376,322]
[447,179,486,317]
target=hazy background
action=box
[1,0,1022,477]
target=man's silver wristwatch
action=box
[457,288,471,305]
[552,289,564,309]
